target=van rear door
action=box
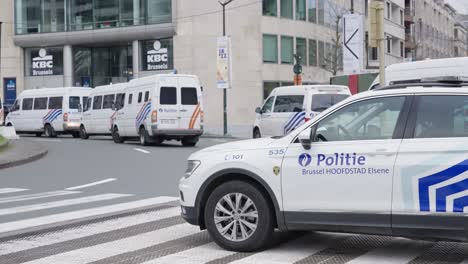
[179,77,201,130]
[157,76,180,130]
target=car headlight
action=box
[185,160,201,178]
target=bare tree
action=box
[321,0,347,76]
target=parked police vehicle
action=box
[79,83,126,139]
[5,87,90,137]
[180,76,468,251]
[369,57,468,90]
[112,74,204,146]
[253,85,350,138]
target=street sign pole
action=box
[219,0,233,136]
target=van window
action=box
[84,97,92,112]
[48,97,63,109]
[12,99,21,111]
[414,95,468,138]
[311,94,349,112]
[93,96,103,110]
[82,96,88,109]
[116,93,125,110]
[103,94,115,109]
[144,91,150,102]
[128,93,133,105]
[69,96,81,109]
[22,98,33,110]
[138,92,142,103]
[181,87,198,105]
[34,98,47,110]
[160,87,177,105]
[273,95,304,112]
[262,97,275,113]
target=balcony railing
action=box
[404,8,415,23]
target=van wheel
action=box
[139,127,152,146]
[44,124,57,138]
[204,181,274,252]
[35,132,42,137]
[112,127,125,144]
[181,136,198,147]
[253,128,261,139]
[80,126,89,140]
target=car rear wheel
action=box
[112,127,124,144]
[204,181,274,252]
[139,127,151,146]
[44,124,57,138]
[80,126,89,140]
[181,136,198,147]
[253,128,261,139]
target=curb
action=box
[0,139,8,150]
[0,147,48,170]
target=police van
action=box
[112,74,203,146]
[5,87,90,137]
[79,83,126,139]
[180,77,468,251]
[253,85,350,138]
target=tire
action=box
[44,124,57,138]
[35,132,42,137]
[112,126,125,144]
[253,128,261,139]
[181,136,198,147]
[204,181,275,252]
[80,126,89,140]
[139,127,151,146]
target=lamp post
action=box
[218,0,233,136]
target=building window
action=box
[146,0,171,24]
[25,47,64,77]
[263,34,278,63]
[308,0,316,23]
[386,38,391,54]
[263,0,277,16]
[296,38,307,65]
[141,38,174,71]
[280,0,293,19]
[386,2,391,19]
[318,40,325,68]
[296,0,306,21]
[69,0,95,31]
[281,36,294,64]
[263,82,280,99]
[400,9,403,25]
[317,0,325,25]
[309,39,317,66]
[371,47,378,60]
[400,42,404,57]
[94,0,119,28]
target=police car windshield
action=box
[311,94,349,112]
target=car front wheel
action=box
[204,181,275,252]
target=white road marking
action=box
[0,193,132,216]
[347,238,430,264]
[65,178,117,191]
[141,242,234,264]
[0,196,178,234]
[0,207,181,255]
[22,223,198,264]
[0,191,79,204]
[134,148,151,154]
[0,188,29,194]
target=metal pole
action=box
[0,21,2,100]
[377,2,385,87]
[350,0,354,14]
[222,5,227,136]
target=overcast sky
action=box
[446,0,468,14]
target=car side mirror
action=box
[298,127,312,150]
[255,107,262,114]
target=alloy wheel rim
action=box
[214,193,258,242]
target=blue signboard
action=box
[3,78,17,105]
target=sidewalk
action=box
[0,140,48,170]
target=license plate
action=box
[161,119,176,124]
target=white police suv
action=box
[180,78,468,252]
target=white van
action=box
[79,83,126,139]
[0,97,3,126]
[253,85,351,138]
[112,74,204,146]
[369,57,468,90]
[5,87,90,137]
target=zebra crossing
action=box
[0,187,467,264]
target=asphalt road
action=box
[1,136,468,264]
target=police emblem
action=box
[273,166,280,176]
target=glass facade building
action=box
[15,0,171,34]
